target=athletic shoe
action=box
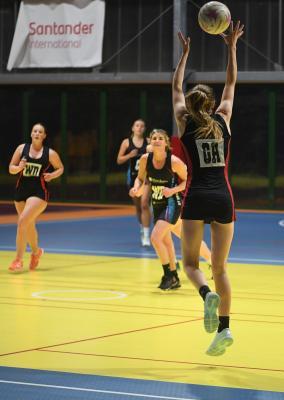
[170,276,181,290]
[204,292,220,333]
[158,275,181,290]
[206,328,233,356]
[141,236,151,247]
[140,226,144,241]
[9,259,23,272]
[29,248,44,270]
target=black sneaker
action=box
[170,276,181,290]
[158,275,167,289]
[158,275,181,290]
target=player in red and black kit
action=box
[8,123,64,272]
[172,22,244,355]
[117,119,151,246]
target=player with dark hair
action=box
[117,119,151,246]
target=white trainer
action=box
[206,328,233,356]
[204,292,220,333]
[141,236,151,247]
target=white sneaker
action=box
[141,236,151,247]
[206,328,233,356]
[204,292,220,333]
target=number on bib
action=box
[152,185,164,200]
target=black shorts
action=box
[181,190,235,224]
[153,197,181,225]
[15,187,49,202]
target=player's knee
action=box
[211,263,226,275]
[141,201,149,212]
[184,261,199,271]
[18,214,31,230]
[150,232,160,247]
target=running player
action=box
[131,129,212,289]
[8,123,64,272]
[117,119,151,246]
[172,22,244,355]
[130,129,185,289]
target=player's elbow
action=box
[9,165,16,175]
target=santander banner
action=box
[7,0,105,70]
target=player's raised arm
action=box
[172,32,191,137]
[216,21,244,125]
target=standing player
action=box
[8,123,64,272]
[117,119,151,246]
[172,22,244,355]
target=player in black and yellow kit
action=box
[117,119,151,246]
[8,123,64,272]
[130,129,187,290]
[172,22,244,355]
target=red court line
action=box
[1,299,284,319]
[234,318,284,324]
[1,301,284,324]
[0,318,202,357]
[233,296,284,302]
[38,348,284,373]
[0,301,201,319]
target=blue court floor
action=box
[1,366,283,400]
[0,211,284,264]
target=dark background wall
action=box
[0,0,283,208]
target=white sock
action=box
[143,227,150,238]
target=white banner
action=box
[7,0,105,70]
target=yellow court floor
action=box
[0,250,284,394]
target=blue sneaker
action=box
[206,328,233,356]
[204,292,220,333]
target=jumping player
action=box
[172,22,244,355]
[117,119,151,246]
[8,123,64,272]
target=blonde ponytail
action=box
[185,85,222,140]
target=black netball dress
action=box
[15,144,50,202]
[126,137,148,187]
[181,113,235,223]
[146,151,182,225]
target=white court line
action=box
[229,257,284,264]
[32,289,127,301]
[0,215,134,227]
[37,215,134,224]
[0,246,155,257]
[0,246,283,264]
[0,380,196,400]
